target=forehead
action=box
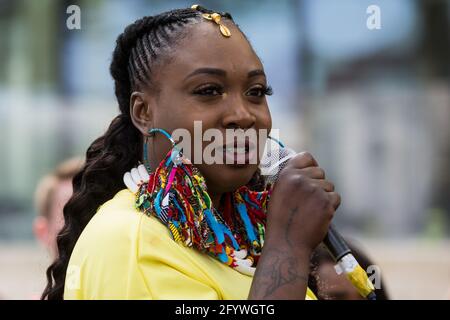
[158,19,263,79]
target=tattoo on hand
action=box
[250,247,308,299]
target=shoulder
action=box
[65,189,164,299]
[71,189,174,254]
[66,190,142,273]
[69,188,172,266]
[79,189,142,245]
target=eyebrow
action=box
[184,68,266,81]
[247,69,266,78]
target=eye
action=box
[193,84,224,96]
[246,85,273,97]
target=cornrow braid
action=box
[110,7,233,112]
[41,6,250,300]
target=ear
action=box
[130,91,155,135]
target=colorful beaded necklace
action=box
[123,130,271,276]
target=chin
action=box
[200,163,258,194]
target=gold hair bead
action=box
[219,24,231,37]
[201,13,212,20]
[191,4,231,37]
[211,13,221,23]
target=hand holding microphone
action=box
[249,150,342,299]
[260,143,376,299]
[264,151,341,255]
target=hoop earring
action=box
[144,128,180,172]
[267,135,285,148]
[143,132,151,173]
[149,128,176,147]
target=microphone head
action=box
[260,139,296,186]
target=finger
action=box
[298,167,326,179]
[286,151,318,169]
[310,179,334,192]
[328,192,341,210]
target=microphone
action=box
[260,140,376,300]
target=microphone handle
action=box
[323,224,351,261]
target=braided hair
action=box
[42,6,263,300]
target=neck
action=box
[209,192,223,208]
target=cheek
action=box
[255,105,272,131]
[150,106,221,165]
[254,106,272,157]
[154,92,221,133]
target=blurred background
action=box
[0,0,449,299]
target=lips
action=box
[219,138,257,165]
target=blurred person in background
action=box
[308,242,389,300]
[33,157,83,258]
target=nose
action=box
[221,96,256,129]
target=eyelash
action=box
[193,84,274,97]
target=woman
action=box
[42,5,340,300]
